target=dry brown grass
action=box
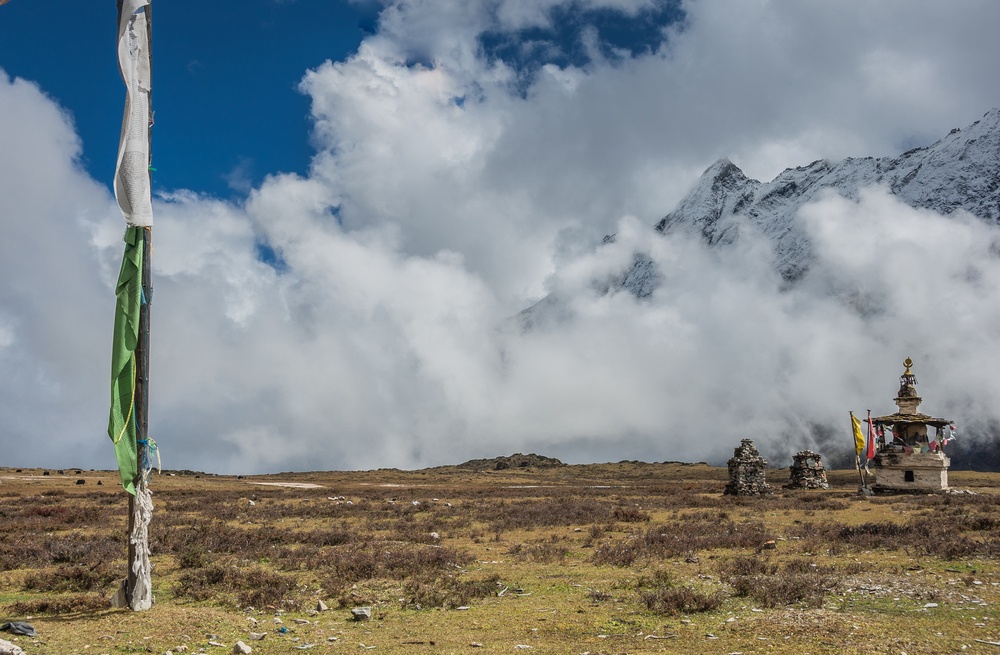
[0,462,999,654]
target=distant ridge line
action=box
[455,453,566,470]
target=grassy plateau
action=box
[1,460,999,654]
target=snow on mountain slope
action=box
[623,108,1000,291]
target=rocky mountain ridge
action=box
[619,108,1000,295]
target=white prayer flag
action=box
[115,0,153,226]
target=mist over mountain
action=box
[616,108,1000,295]
[523,109,1000,471]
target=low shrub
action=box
[507,538,569,563]
[22,564,118,593]
[592,518,772,566]
[177,545,209,569]
[728,571,835,608]
[716,554,777,578]
[6,593,109,616]
[318,541,473,593]
[404,574,501,609]
[640,585,725,615]
[612,506,652,522]
[720,556,839,609]
[173,564,298,609]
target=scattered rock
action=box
[0,638,26,655]
[110,581,129,608]
[247,633,266,641]
[352,606,372,621]
[233,641,252,654]
[316,600,328,612]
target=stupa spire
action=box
[895,357,922,414]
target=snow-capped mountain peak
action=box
[632,108,1000,288]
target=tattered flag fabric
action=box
[108,226,144,495]
[866,414,877,461]
[115,0,153,226]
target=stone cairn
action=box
[784,450,830,489]
[723,439,772,496]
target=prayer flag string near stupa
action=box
[108,0,154,612]
[850,412,865,458]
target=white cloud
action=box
[3,0,1000,473]
[0,70,124,468]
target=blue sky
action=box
[2,0,1000,474]
[0,0,685,199]
[0,1,380,198]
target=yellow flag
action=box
[851,412,865,455]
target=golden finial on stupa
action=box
[903,357,913,376]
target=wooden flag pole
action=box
[126,224,151,608]
[120,0,154,611]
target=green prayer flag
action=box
[108,226,144,495]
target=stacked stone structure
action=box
[724,439,772,496]
[784,450,830,489]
